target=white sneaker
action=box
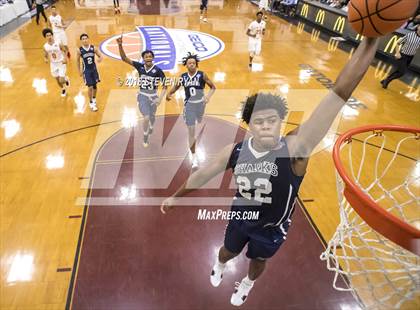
[200,15,203,20]
[230,277,254,306]
[191,153,199,169]
[203,18,207,22]
[210,261,225,287]
[89,102,98,112]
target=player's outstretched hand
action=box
[160,197,176,214]
[116,34,123,45]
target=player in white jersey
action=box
[113,0,121,14]
[247,11,266,68]
[42,28,70,97]
[259,0,270,20]
[48,6,70,58]
[259,0,270,10]
[200,0,208,22]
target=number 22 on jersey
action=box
[237,176,272,203]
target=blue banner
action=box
[137,26,177,71]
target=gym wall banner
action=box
[296,0,420,72]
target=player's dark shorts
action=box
[137,92,158,117]
[83,69,100,86]
[224,219,291,260]
[200,0,208,10]
[183,98,205,126]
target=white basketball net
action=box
[320,130,420,309]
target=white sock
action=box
[244,275,255,285]
[216,260,226,270]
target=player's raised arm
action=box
[203,72,216,103]
[161,143,234,214]
[166,75,182,101]
[286,37,380,158]
[116,34,133,65]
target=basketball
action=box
[348,0,419,37]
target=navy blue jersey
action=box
[132,62,166,94]
[227,138,304,231]
[80,45,97,71]
[180,70,206,103]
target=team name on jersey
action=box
[183,79,202,87]
[82,52,95,58]
[234,161,278,176]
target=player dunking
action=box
[247,11,266,68]
[166,53,216,168]
[200,0,208,22]
[42,28,70,97]
[77,33,103,112]
[48,5,70,58]
[161,37,379,306]
[117,34,167,147]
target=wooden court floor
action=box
[1,0,419,308]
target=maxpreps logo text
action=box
[100,26,225,71]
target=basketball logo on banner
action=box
[100,26,225,71]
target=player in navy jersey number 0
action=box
[77,33,103,112]
[161,38,380,306]
[117,34,167,147]
[166,53,216,168]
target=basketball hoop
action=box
[321,125,420,309]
